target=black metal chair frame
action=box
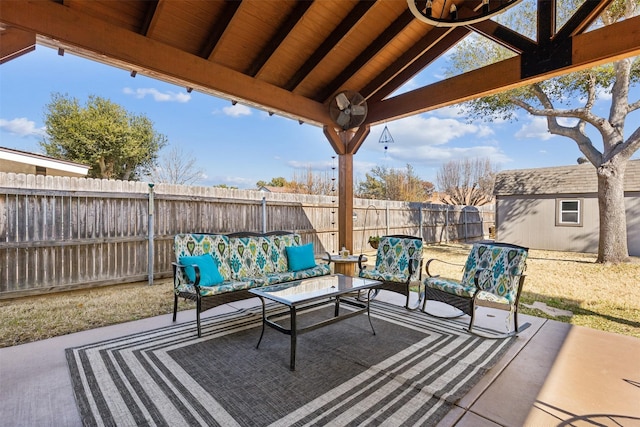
[422,242,529,339]
[358,234,424,311]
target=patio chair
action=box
[422,242,529,338]
[358,235,424,310]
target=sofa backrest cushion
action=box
[229,235,275,279]
[174,234,232,280]
[374,236,423,281]
[269,233,302,272]
[461,243,528,302]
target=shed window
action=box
[556,199,582,226]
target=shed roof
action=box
[494,159,640,196]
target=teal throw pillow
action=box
[180,255,224,286]
[285,243,317,272]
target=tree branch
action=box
[509,86,603,164]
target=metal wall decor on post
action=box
[408,0,522,27]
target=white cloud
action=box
[203,174,255,188]
[0,118,46,137]
[222,104,252,117]
[393,143,511,165]
[515,116,579,140]
[370,114,484,149]
[286,159,333,171]
[432,105,465,119]
[515,116,554,140]
[123,87,191,103]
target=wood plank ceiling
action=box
[2,0,639,130]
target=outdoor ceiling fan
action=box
[328,90,368,130]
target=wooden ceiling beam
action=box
[0,27,35,64]
[0,0,330,126]
[138,0,159,36]
[284,1,375,92]
[366,14,640,125]
[200,0,242,60]
[555,0,613,39]
[246,1,313,77]
[367,26,470,103]
[315,9,415,103]
[468,20,536,53]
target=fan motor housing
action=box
[329,90,368,130]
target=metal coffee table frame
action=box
[249,274,381,370]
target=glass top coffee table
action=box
[249,274,381,370]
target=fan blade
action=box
[336,111,351,128]
[335,92,350,110]
[351,105,366,116]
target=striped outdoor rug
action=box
[66,300,514,426]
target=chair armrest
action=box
[324,251,332,265]
[357,253,368,272]
[424,258,463,278]
[172,261,202,290]
[473,268,525,294]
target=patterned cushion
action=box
[460,243,528,303]
[174,234,232,286]
[425,277,476,298]
[369,236,423,282]
[229,236,275,280]
[174,232,330,298]
[360,269,411,284]
[270,233,302,272]
[291,263,331,280]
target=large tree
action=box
[449,0,640,263]
[357,164,435,202]
[147,145,205,185]
[437,158,496,206]
[41,93,167,180]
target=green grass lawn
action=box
[1,243,639,348]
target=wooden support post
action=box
[323,125,370,276]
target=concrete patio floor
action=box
[1,290,639,427]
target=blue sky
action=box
[1,44,638,189]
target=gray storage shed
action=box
[494,160,640,257]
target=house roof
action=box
[494,159,640,196]
[1,1,637,129]
[258,185,290,193]
[0,146,90,175]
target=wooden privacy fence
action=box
[0,173,494,298]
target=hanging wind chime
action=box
[379,124,394,154]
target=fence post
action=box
[261,196,267,233]
[419,205,424,241]
[444,205,449,243]
[148,183,155,286]
[385,204,390,235]
[463,208,468,242]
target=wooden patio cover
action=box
[1,0,639,268]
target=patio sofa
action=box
[172,231,331,337]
